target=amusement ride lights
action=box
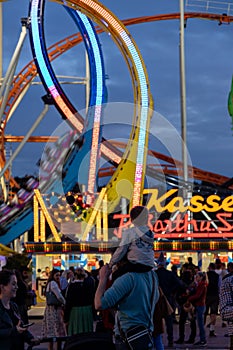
[62,7,106,205]
[30,0,153,213]
[29,1,82,130]
[29,0,108,209]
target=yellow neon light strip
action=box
[103,194,108,241]
[34,189,61,242]
[33,194,39,242]
[81,187,107,240]
[96,211,101,240]
[40,211,46,242]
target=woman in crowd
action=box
[0,269,36,350]
[41,268,66,350]
[187,271,208,347]
[64,267,95,335]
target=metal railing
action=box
[185,0,233,16]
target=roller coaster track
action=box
[29,0,154,212]
[1,12,232,188]
[101,141,233,189]
[60,7,106,203]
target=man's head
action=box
[227,262,233,273]
[75,267,87,280]
[208,263,216,271]
[171,264,178,273]
[130,205,148,227]
[215,258,222,270]
[156,252,167,268]
[20,266,29,280]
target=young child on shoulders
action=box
[109,205,155,277]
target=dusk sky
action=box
[2,0,233,183]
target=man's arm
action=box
[94,264,112,310]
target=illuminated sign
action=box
[24,240,233,253]
[113,212,233,239]
[113,188,233,239]
[153,213,232,232]
[143,189,233,213]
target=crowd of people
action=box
[172,257,231,348]
[1,205,233,350]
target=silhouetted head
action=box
[156,252,167,268]
[130,205,148,226]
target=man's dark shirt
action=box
[156,267,183,301]
[207,270,219,297]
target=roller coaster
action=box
[0,0,233,246]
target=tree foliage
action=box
[4,253,31,271]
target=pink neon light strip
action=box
[48,88,83,131]
[87,106,101,204]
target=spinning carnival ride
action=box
[0,0,233,245]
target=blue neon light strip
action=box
[29,0,105,198]
[30,0,82,130]
[78,11,104,109]
[30,1,54,89]
[64,7,105,199]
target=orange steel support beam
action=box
[4,135,59,142]
[3,135,233,188]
